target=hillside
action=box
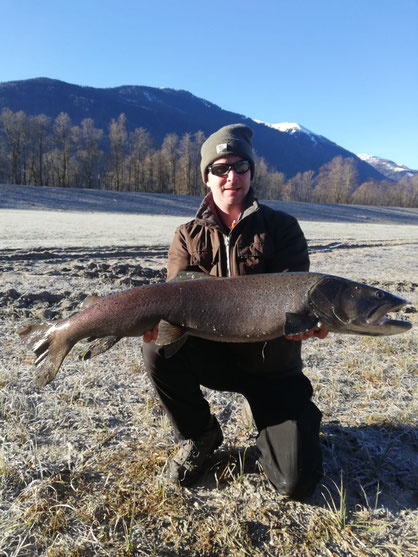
[0,77,386,182]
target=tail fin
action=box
[17,323,74,386]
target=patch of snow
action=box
[201,99,216,109]
[357,154,416,178]
[358,153,374,162]
[254,120,321,144]
[143,91,157,103]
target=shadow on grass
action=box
[318,422,417,513]
[200,423,417,514]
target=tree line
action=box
[1,108,417,207]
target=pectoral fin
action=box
[156,320,189,346]
[284,313,319,336]
[162,337,189,358]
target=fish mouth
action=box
[366,301,411,329]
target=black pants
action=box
[143,337,322,499]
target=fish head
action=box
[308,276,412,336]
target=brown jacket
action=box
[166,188,310,375]
[167,188,309,281]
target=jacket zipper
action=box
[224,234,231,277]
[223,217,241,277]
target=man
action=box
[143,123,327,500]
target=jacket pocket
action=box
[190,249,216,270]
[236,236,274,271]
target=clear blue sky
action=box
[2,0,417,168]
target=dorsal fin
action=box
[80,295,103,310]
[170,271,219,283]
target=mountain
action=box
[0,77,386,182]
[256,120,344,160]
[357,154,417,181]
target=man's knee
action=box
[256,401,323,500]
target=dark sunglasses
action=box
[208,160,250,177]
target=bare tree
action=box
[160,133,179,193]
[0,134,7,183]
[252,154,269,198]
[402,174,418,207]
[26,114,50,186]
[108,114,127,190]
[191,131,206,195]
[177,133,195,196]
[1,107,415,207]
[266,171,286,200]
[127,127,153,191]
[351,180,385,206]
[75,118,103,188]
[148,149,166,193]
[1,108,28,184]
[51,112,77,187]
[287,170,315,202]
[314,156,358,204]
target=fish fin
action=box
[80,295,103,310]
[284,313,319,336]
[171,271,219,283]
[18,322,74,386]
[156,320,189,345]
[17,323,51,347]
[162,336,189,358]
[81,336,121,360]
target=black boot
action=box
[168,416,223,487]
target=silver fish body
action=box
[18,272,412,386]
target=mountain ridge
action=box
[0,77,386,182]
[357,153,417,181]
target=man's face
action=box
[205,155,251,211]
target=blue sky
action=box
[2,0,417,168]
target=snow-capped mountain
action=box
[254,121,325,145]
[357,154,417,181]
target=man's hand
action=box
[285,328,329,341]
[143,325,159,343]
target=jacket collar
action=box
[195,187,260,231]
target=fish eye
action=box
[375,291,384,299]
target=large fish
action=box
[18,272,412,386]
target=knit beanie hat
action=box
[200,123,255,182]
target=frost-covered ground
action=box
[0,184,417,556]
[1,183,417,283]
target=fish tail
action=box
[17,323,74,386]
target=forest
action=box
[1,108,417,207]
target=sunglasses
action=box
[208,160,250,177]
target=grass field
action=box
[1,186,417,556]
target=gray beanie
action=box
[200,123,255,182]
